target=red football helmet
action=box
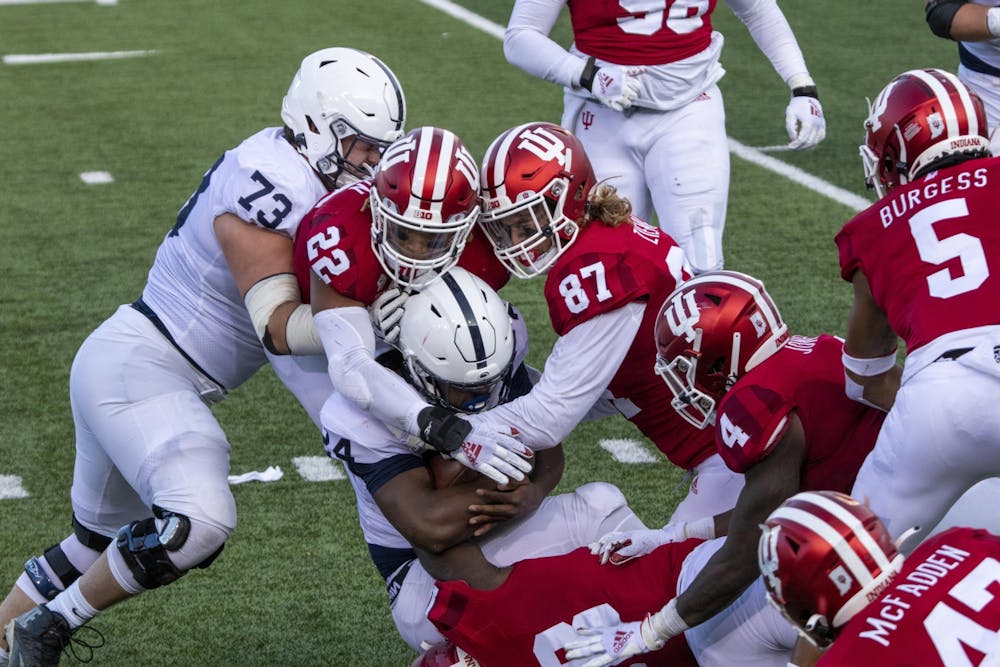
[653,270,788,428]
[758,491,904,647]
[479,122,596,278]
[371,126,480,289]
[861,68,990,197]
[409,642,481,667]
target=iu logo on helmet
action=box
[664,291,701,343]
[516,126,570,167]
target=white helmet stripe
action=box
[797,493,895,573]
[409,126,450,212]
[936,68,981,138]
[769,506,876,587]
[908,68,980,139]
[490,123,532,203]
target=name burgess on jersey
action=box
[877,166,988,227]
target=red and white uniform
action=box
[715,334,885,493]
[504,0,815,273]
[819,527,1000,666]
[837,159,1000,545]
[293,180,509,305]
[428,543,701,667]
[480,220,743,522]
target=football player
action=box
[837,68,1000,553]
[1,47,406,665]
[321,267,645,651]
[413,513,802,666]
[925,0,1000,147]
[503,0,825,274]
[562,270,891,666]
[468,121,745,526]
[759,490,1000,665]
[294,125,534,487]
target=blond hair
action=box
[582,180,632,228]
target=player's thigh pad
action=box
[389,561,445,651]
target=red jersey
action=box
[544,219,713,469]
[836,158,1000,353]
[715,334,884,492]
[428,543,700,667]
[292,181,508,305]
[568,0,717,66]
[819,527,1000,666]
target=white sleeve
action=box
[724,0,811,86]
[504,0,586,89]
[480,302,645,449]
[313,306,428,436]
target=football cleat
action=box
[6,606,72,667]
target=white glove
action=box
[448,417,534,486]
[785,95,826,150]
[589,524,685,565]
[591,64,645,112]
[417,407,534,486]
[370,287,408,345]
[564,614,665,667]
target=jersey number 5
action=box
[909,198,989,299]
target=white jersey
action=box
[961,0,1000,70]
[141,127,327,390]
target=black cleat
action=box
[5,606,72,667]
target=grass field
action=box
[0,1,963,665]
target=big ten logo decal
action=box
[517,126,571,169]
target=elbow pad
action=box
[926,0,966,39]
[244,274,300,353]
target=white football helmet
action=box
[281,47,406,188]
[397,267,515,413]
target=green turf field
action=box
[0,1,964,664]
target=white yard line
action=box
[0,0,115,4]
[80,171,113,184]
[292,456,346,482]
[418,0,872,213]
[0,475,29,500]
[3,50,155,65]
[599,439,660,464]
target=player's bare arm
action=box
[927,0,1000,41]
[675,416,807,627]
[844,272,902,411]
[373,466,501,555]
[467,445,565,537]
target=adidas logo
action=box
[612,630,633,654]
[463,442,483,465]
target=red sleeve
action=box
[714,384,794,474]
[544,251,654,335]
[835,217,864,283]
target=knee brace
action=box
[115,506,226,590]
[21,516,113,601]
